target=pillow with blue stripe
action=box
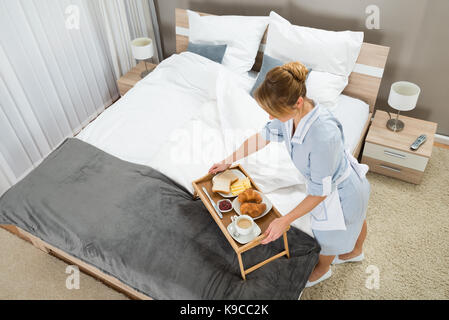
[187,42,227,64]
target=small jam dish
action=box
[217,199,233,213]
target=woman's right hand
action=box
[208,161,231,175]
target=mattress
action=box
[77,52,369,237]
[331,95,370,152]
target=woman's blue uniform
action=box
[261,105,370,255]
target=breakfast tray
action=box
[192,164,290,280]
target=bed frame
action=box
[0,8,389,300]
[175,8,390,158]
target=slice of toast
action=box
[218,170,239,183]
[212,170,239,193]
[212,179,232,194]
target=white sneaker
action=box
[332,252,364,265]
[305,268,332,288]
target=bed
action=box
[0,8,389,300]
[175,8,389,158]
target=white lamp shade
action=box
[131,37,154,60]
[388,81,421,111]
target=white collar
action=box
[288,105,320,145]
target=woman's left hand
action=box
[261,216,290,245]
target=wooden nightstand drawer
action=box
[364,142,428,171]
[362,110,437,185]
[362,156,423,184]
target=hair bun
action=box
[282,62,309,82]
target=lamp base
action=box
[386,119,405,132]
[139,60,155,79]
[140,70,151,78]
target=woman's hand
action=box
[261,216,290,245]
[208,133,269,176]
[260,195,325,245]
[208,161,231,175]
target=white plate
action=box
[212,169,247,198]
[232,191,272,220]
[227,221,261,244]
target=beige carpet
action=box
[1,147,448,300]
[302,146,449,300]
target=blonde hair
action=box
[254,61,310,118]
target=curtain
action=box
[0,0,162,196]
[94,0,161,79]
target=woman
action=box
[209,62,370,287]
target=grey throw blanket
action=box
[0,138,320,299]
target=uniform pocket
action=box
[311,190,347,231]
[310,202,327,221]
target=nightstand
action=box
[117,61,157,96]
[361,110,437,184]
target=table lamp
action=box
[131,37,155,78]
[387,81,421,132]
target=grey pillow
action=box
[187,42,227,64]
[250,54,312,97]
[250,54,284,97]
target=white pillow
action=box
[265,11,364,77]
[187,10,268,75]
[306,71,348,109]
[264,12,363,109]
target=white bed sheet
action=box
[77,53,369,237]
[77,53,217,164]
[331,95,369,153]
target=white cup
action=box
[234,215,254,236]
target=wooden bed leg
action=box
[283,232,290,259]
[237,253,246,280]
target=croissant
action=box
[238,189,262,204]
[240,202,266,218]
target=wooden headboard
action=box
[175,8,389,113]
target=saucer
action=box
[227,221,261,244]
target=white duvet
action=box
[78,52,369,236]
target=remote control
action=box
[410,134,427,151]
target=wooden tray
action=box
[192,164,290,280]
